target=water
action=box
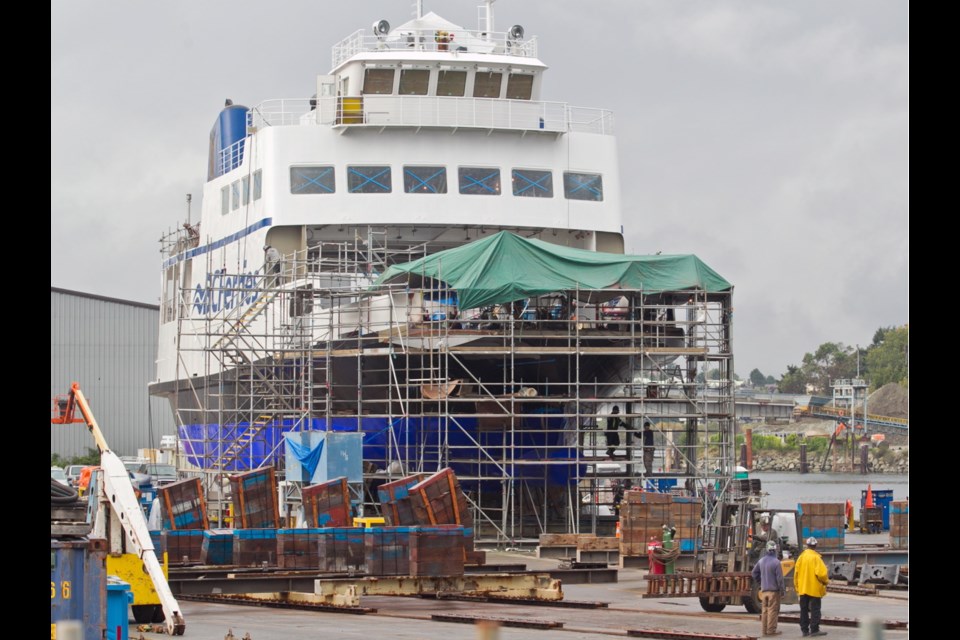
[753,471,909,509]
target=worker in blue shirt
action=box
[752,540,785,636]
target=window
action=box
[506,74,534,100]
[512,169,553,198]
[564,172,603,201]
[241,175,250,205]
[473,72,503,98]
[436,70,466,96]
[459,167,501,195]
[363,68,395,95]
[221,186,229,214]
[404,166,447,194]
[291,166,335,194]
[399,69,430,95]
[348,165,392,193]
[231,180,240,210]
[253,169,262,200]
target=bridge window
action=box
[290,166,336,194]
[241,175,250,205]
[220,185,229,215]
[348,165,392,193]
[459,167,501,195]
[506,74,534,100]
[399,69,430,95]
[404,166,447,194]
[363,68,395,95]
[253,169,262,200]
[473,71,503,98]
[437,70,466,96]
[231,180,241,210]
[512,169,553,198]
[563,172,603,201]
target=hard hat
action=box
[806,537,818,546]
[766,540,778,551]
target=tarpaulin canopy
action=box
[373,231,732,310]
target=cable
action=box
[51,477,81,505]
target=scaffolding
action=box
[155,226,737,542]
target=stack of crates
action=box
[162,530,204,564]
[201,529,234,565]
[410,525,465,576]
[889,500,908,549]
[670,495,702,552]
[233,528,278,566]
[317,527,366,573]
[408,468,474,559]
[302,477,352,527]
[377,473,425,525]
[277,528,323,569]
[619,491,672,558]
[365,527,413,575]
[149,530,166,556]
[158,478,208,530]
[798,503,845,549]
[229,467,280,529]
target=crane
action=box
[53,382,186,635]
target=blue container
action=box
[51,538,107,639]
[861,490,894,530]
[106,577,133,640]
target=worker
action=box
[752,540,785,636]
[605,405,625,458]
[794,537,830,637]
[641,421,655,476]
[757,514,781,556]
[264,244,282,286]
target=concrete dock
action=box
[130,549,908,640]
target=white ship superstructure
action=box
[151,2,736,543]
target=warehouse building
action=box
[51,287,175,458]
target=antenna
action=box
[415,0,423,20]
[485,0,497,33]
[186,193,192,226]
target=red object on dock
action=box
[648,538,664,575]
[864,484,875,508]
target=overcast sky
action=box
[51,0,908,378]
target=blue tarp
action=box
[285,434,324,479]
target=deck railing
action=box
[246,96,614,135]
[332,28,539,68]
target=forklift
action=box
[696,501,803,613]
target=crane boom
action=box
[53,382,186,635]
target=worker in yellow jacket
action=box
[793,537,830,637]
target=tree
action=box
[765,375,776,385]
[778,364,807,394]
[749,368,766,387]
[865,324,908,389]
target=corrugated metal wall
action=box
[51,288,175,459]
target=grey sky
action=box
[51,0,908,378]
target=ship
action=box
[150,1,736,541]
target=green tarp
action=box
[373,231,731,310]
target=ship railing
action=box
[215,137,246,176]
[247,96,613,135]
[332,29,539,68]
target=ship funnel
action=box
[373,19,390,36]
[509,24,524,40]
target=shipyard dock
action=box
[130,549,908,640]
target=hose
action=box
[652,544,682,562]
[51,477,81,505]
